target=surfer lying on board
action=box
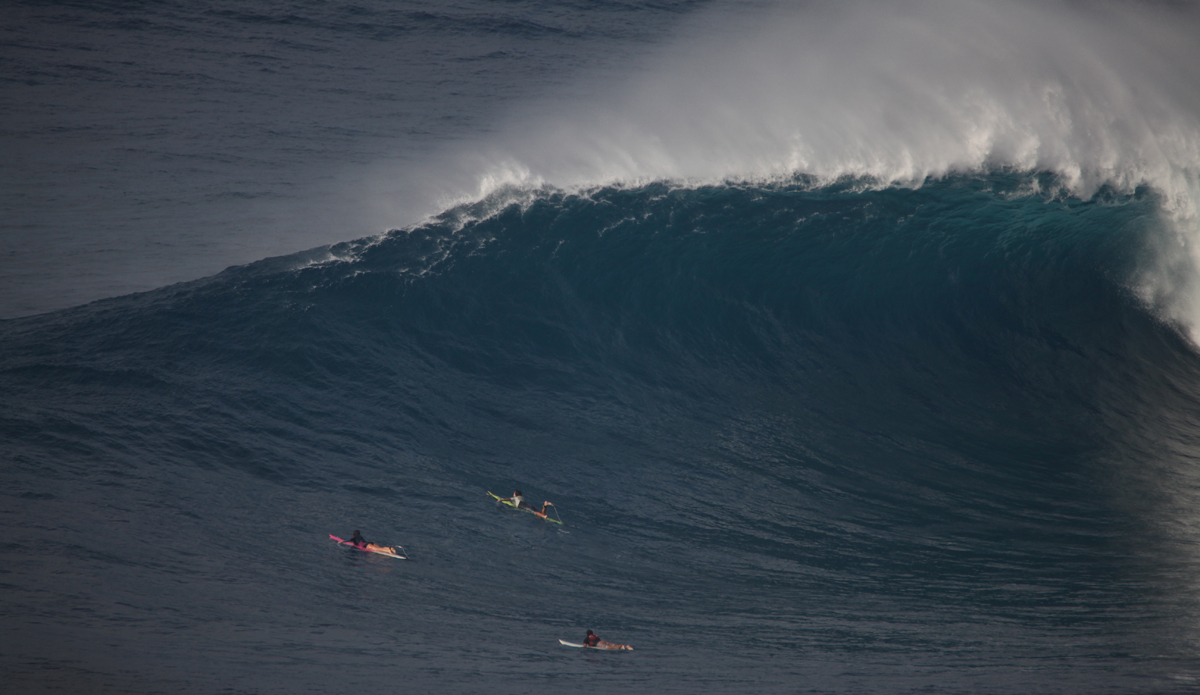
[508,490,553,517]
[349,530,399,556]
[584,630,632,650]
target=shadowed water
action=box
[5,175,1200,693]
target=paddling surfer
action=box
[507,490,554,517]
[348,530,398,556]
[583,629,632,650]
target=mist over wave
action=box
[420,0,1200,339]
[468,0,1200,191]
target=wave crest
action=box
[429,0,1200,342]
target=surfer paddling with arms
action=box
[506,490,554,518]
[348,530,399,556]
[575,629,633,650]
[486,489,564,525]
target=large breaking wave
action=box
[7,1,1200,692]
[396,0,1200,341]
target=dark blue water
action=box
[7,1,1200,693]
[0,0,701,316]
[6,173,1200,693]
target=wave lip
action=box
[427,0,1200,343]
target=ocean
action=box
[5,1,1200,693]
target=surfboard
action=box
[329,534,407,559]
[559,638,633,650]
[488,491,564,525]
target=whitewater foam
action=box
[410,0,1200,342]
[475,1,1200,191]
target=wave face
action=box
[6,173,1200,693]
[454,0,1200,342]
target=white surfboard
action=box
[559,638,633,650]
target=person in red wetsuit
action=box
[584,630,600,648]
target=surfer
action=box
[508,490,554,516]
[582,629,632,650]
[348,530,398,556]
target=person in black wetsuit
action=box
[509,490,554,516]
[582,629,631,650]
[347,530,397,555]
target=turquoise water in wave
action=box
[5,174,1200,693]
